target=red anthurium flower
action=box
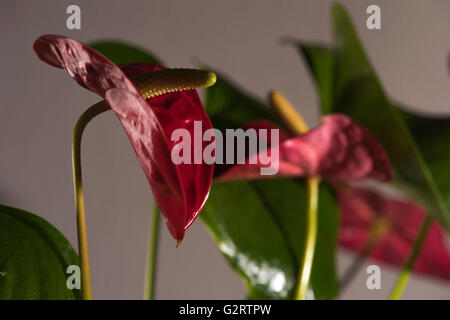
[338,186,450,280]
[216,114,392,182]
[33,35,214,242]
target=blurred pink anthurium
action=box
[216,114,393,182]
[215,114,450,280]
[33,35,214,242]
[338,186,450,280]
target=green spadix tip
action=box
[203,71,217,88]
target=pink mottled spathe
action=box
[217,114,392,182]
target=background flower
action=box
[338,187,450,280]
[216,114,392,182]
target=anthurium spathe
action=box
[33,35,215,242]
[338,186,450,280]
[216,114,392,182]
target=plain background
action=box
[1,0,450,299]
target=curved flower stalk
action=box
[34,35,216,299]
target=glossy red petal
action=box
[216,114,392,182]
[34,35,214,241]
[338,187,450,280]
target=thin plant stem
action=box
[268,90,320,300]
[294,176,320,300]
[144,204,161,300]
[389,215,432,300]
[72,100,110,300]
[339,238,376,292]
[340,218,388,291]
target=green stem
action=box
[72,100,110,300]
[340,218,388,291]
[294,176,320,300]
[144,203,161,300]
[389,215,432,300]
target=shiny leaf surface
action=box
[201,179,339,299]
[0,204,80,299]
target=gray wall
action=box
[1,0,449,299]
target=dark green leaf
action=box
[89,41,162,65]
[204,70,280,130]
[295,44,335,114]
[201,179,339,299]
[398,110,450,215]
[0,204,80,299]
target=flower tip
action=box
[176,238,182,248]
[268,90,281,105]
[204,71,217,88]
[268,90,278,98]
[268,90,309,135]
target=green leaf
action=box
[331,4,450,229]
[295,44,335,114]
[0,204,80,299]
[201,179,339,299]
[204,70,280,130]
[398,111,450,216]
[89,41,162,65]
[293,3,450,229]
